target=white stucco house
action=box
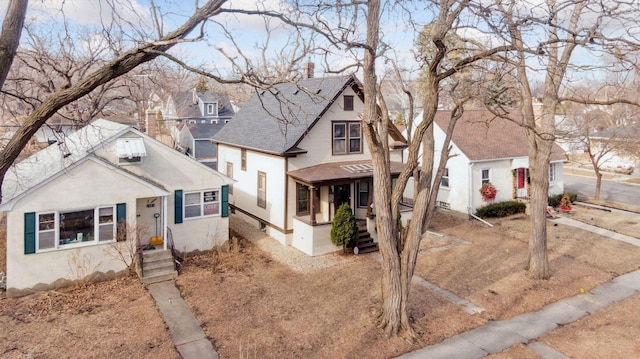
[1,119,233,296]
[405,109,567,215]
[213,74,407,256]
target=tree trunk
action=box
[594,171,602,200]
[0,0,27,90]
[527,145,550,279]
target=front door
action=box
[334,184,351,212]
[516,168,528,198]
[136,197,164,246]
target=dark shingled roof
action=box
[434,110,566,162]
[188,122,227,139]
[172,91,234,119]
[212,75,360,155]
[194,139,216,158]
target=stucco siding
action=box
[96,133,230,252]
[5,159,158,293]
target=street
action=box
[564,173,640,207]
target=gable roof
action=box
[213,75,406,155]
[0,119,233,210]
[1,120,138,208]
[433,110,566,162]
[212,75,357,155]
[170,91,234,119]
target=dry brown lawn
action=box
[1,205,639,358]
[0,277,177,358]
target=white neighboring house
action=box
[213,75,407,256]
[0,119,233,297]
[404,110,567,215]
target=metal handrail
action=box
[166,227,181,272]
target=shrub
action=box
[548,192,578,207]
[475,200,527,218]
[331,203,357,249]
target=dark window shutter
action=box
[116,203,126,241]
[221,185,229,218]
[175,190,183,224]
[24,212,36,254]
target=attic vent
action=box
[117,138,146,165]
[293,89,299,95]
[316,89,322,94]
[260,90,266,95]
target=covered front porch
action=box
[287,160,406,256]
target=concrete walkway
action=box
[397,210,640,359]
[147,281,219,359]
[397,269,640,359]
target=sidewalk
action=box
[397,269,640,359]
[396,212,640,359]
[147,281,219,359]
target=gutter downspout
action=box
[468,162,493,227]
[469,210,494,227]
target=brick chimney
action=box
[145,108,157,138]
[304,61,315,79]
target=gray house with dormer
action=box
[164,90,234,169]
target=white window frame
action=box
[207,102,218,115]
[332,121,362,155]
[441,168,450,189]
[481,168,491,185]
[257,172,267,209]
[548,163,556,183]
[184,190,221,220]
[36,205,117,252]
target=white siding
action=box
[291,219,339,256]
[218,144,289,244]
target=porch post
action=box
[310,185,317,225]
[162,195,168,251]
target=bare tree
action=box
[0,0,230,201]
[483,0,640,279]
[559,103,640,200]
[0,0,26,90]
[268,0,514,338]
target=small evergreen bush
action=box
[548,192,578,207]
[331,203,357,249]
[475,200,527,218]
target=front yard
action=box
[1,206,639,358]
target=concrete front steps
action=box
[140,249,177,285]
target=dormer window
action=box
[117,138,146,165]
[206,102,218,116]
